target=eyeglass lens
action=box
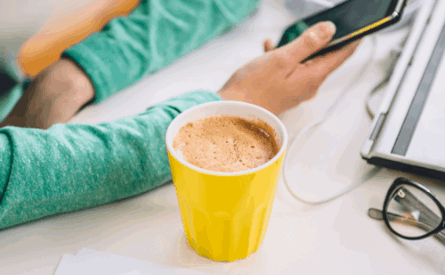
[385,184,442,238]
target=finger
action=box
[277,21,336,63]
[263,39,274,52]
[303,39,361,80]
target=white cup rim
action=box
[165,101,288,176]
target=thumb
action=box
[278,21,336,63]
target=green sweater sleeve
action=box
[62,0,260,103]
[0,91,221,230]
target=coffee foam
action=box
[173,115,279,172]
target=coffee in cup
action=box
[173,115,279,172]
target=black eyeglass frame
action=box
[382,177,445,240]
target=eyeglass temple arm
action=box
[368,208,445,244]
[394,187,442,228]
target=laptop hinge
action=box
[362,113,387,156]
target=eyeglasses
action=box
[368,177,445,244]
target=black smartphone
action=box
[278,0,407,61]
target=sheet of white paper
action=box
[54,249,210,275]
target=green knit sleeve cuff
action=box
[0,134,12,201]
[156,91,222,113]
[61,38,111,104]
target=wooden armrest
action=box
[17,0,139,77]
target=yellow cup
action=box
[165,101,288,262]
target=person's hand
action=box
[217,21,360,115]
[0,59,95,129]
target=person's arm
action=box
[0,59,95,129]
[0,91,221,230]
[62,0,261,103]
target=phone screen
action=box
[278,0,399,47]
[305,0,396,39]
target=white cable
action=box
[283,36,382,205]
[365,74,391,119]
[365,47,403,119]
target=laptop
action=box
[361,0,445,178]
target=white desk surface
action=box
[2,0,445,274]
